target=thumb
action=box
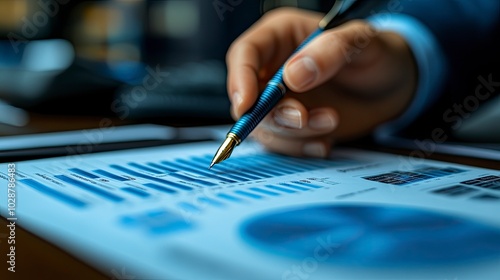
[284,20,375,92]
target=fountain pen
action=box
[210,0,348,168]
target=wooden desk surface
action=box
[0,113,498,279]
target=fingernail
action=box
[232,91,243,107]
[303,142,327,158]
[286,56,318,90]
[309,111,337,130]
[230,92,243,117]
[274,107,302,129]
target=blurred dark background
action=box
[0,0,334,127]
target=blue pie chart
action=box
[241,204,500,267]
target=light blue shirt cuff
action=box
[366,13,447,137]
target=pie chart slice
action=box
[241,204,500,267]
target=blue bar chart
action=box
[18,153,345,209]
[4,143,500,280]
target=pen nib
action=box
[210,136,239,168]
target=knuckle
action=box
[346,20,376,39]
[262,6,301,22]
[226,39,242,62]
[345,19,368,30]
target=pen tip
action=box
[210,135,239,169]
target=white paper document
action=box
[1,141,499,279]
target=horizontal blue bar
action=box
[69,168,98,179]
[217,193,244,202]
[198,197,225,208]
[440,167,465,174]
[240,162,288,176]
[129,162,163,174]
[266,185,296,194]
[93,169,128,181]
[197,156,269,180]
[168,172,217,187]
[143,183,177,194]
[242,155,292,172]
[281,183,309,191]
[203,163,265,180]
[249,161,296,175]
[175,159,249,182]
[121,187,150,197]
[229,158,282,177]
[252,155,311,168]
[110,165,193,191]
[20,179,87,208]
[247,155,306,173]
[214,168,259,181]
[147,162,176,173]
[235,190,263,200]
[168,160,236,184]
[249,187,280,196]
[198,156,276,180]
[55,175,124,202]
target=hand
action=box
[226,8,417,157]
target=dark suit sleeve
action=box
[354,0,500,138]
[397,0,499,77]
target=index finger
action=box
[226,8,322,118]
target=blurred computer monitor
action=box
[0,0,332,121]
